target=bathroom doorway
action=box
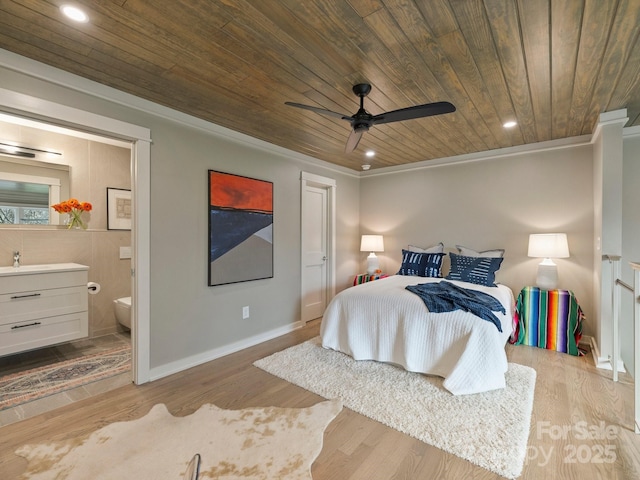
[0,90,151,420]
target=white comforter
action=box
[320,275,515,395]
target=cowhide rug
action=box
[15,399,342,479]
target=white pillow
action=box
[407,242,444,254]
[456,245,505,258]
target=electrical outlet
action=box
[242,306,250,319]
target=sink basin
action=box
[0,263,89,276]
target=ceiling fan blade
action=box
[345,129,364,153]
[372,101,456,125]
[284,102,350,121]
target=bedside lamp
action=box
[528,233,570,290]
[360,235,384,274]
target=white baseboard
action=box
[585,335,626,373]
[149,320,305,381]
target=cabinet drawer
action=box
[0,312,88,357]
[0,270,87,295]
[0,286,88,325]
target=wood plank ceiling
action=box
[0,0,639,171]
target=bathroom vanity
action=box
[0,263,89,357]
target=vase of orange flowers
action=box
[51,198,93,229]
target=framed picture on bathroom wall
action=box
[208,170,273,286]
[107,187,132,230]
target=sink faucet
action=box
[13,251,20,268]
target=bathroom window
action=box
[0,205,50,224]
[0,179,51,224]
[0,159,68,226]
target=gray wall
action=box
[146,118,360,366]
[359,146,596,336]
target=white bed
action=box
[320,275,515,395]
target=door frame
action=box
[0,87,152,384]
[300,172,336,321]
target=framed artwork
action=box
[208,171,273,286]
[107,187,132,230]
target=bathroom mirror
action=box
[0,157,70,226]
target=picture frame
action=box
[208,170,273,286]
[106,187,132,230]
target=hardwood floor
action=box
[1,319,639,479]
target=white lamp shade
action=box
[360,235,384,252]
[528,233,569,290]
[527,233,570,259]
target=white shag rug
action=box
[15,399,342,480]
[254,337,536,479]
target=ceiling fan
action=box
[285,83,456,153]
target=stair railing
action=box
[604,254,640,433]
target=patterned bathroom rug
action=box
[0,345,131,411]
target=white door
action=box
[301,173,335,322]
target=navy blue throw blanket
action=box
[405,281,505,332]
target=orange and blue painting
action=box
[208,171,273,286]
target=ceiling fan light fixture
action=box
[285,83,455,155]
[61,5,89,23]
[503,120,517,128]
[365,150,375,158]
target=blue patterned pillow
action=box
[397,250,445,277]
[446,252,503,287]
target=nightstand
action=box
[353,273,389,286]
[511,286,584,356]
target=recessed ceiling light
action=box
[365,150,375,158]
[61,5,89,23]
[503,121,517,128]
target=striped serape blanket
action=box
[511,286,584,356]
[353,273,389,285]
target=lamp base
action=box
[366,253,379,275]
[536,261,558,290]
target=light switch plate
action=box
[120,246,132,259]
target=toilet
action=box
[114,296,132,330]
